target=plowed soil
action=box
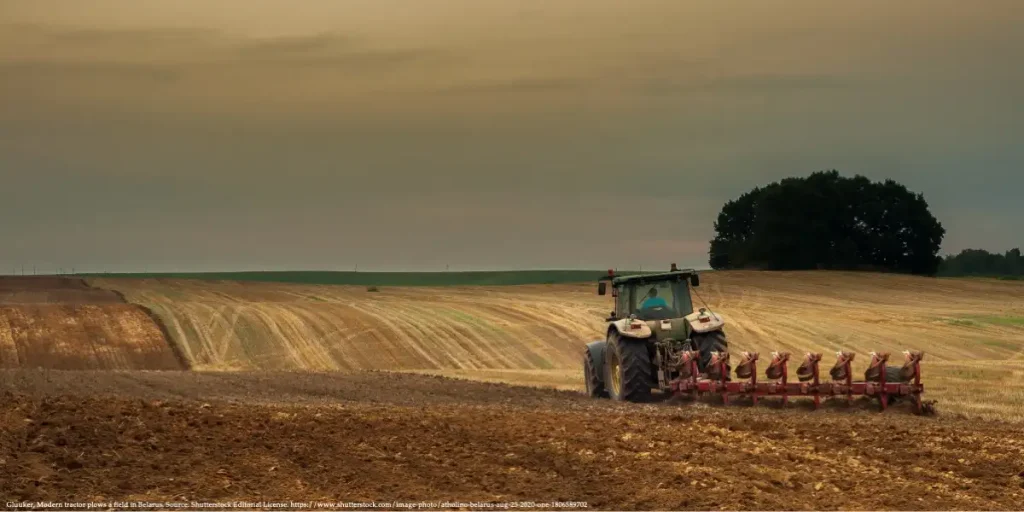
[0,277,125,305]
[2,370,1022,510]
[0,278,184,370]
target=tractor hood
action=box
[685,308,725,333]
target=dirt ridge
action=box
[134,303,191,371]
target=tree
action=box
[709,170,946,275]
[938,248,1024,277]
[709,186,766,269]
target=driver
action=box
[638,287,668,309]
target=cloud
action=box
[44,25,216,45]
[238,47,451,72]
[642,73,853,96]
[235,33,351,56]
[1,2,1022,272]
[432,76,588,95]
[1,23,448,74]
[231,33,456,72]
[0,23,221,53]
[0,60,181,83]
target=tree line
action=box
[937,248,1024,278]
[709,170,947,275]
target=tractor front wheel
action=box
[605,332,653,402]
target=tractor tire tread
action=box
[583,345,608,398]
[610,334,654,402]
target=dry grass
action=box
[924,360,1024,422]
[92,272,1024,421]
[89,279,605,373]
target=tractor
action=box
[583,264,727,402]
[582,265,926,412]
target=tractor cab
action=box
[598,264,699,321]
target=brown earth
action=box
[0,278,184,371]
[0,277,97,291]
[0,277,125,305]
[2,370,1023,510]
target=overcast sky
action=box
[2,1,1022,272]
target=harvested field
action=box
[2,370,1023,510]
[0,277,184,371]
[93,272,1024,420]
[91,278,604,373]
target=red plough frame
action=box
[669,350,925,413]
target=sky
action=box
[1,0,1022,273]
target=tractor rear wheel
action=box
[605,332,653,402]
[583,343,608,398]
[692,330,730,375]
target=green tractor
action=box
[583,264,728,402]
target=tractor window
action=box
[630,280,692,320]
[675,281,694,316]
[614,286,629,318]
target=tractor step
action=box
[670,350,925,413]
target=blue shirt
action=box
[639,296,668,309]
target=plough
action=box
[670,350,926,413]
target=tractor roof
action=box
[608,269,697,285]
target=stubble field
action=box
[90,271,1024,420]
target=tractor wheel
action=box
[583,343,608,398]
[605,332,653,402]
[692,330,730,375]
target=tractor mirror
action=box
[690,274,700,287]
[598,282,607,295]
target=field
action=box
[0,278,184,371]
[77,270,623,287]
[90,271,1024,420]
[2,371,1023,509]
[2,272,1024,509]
